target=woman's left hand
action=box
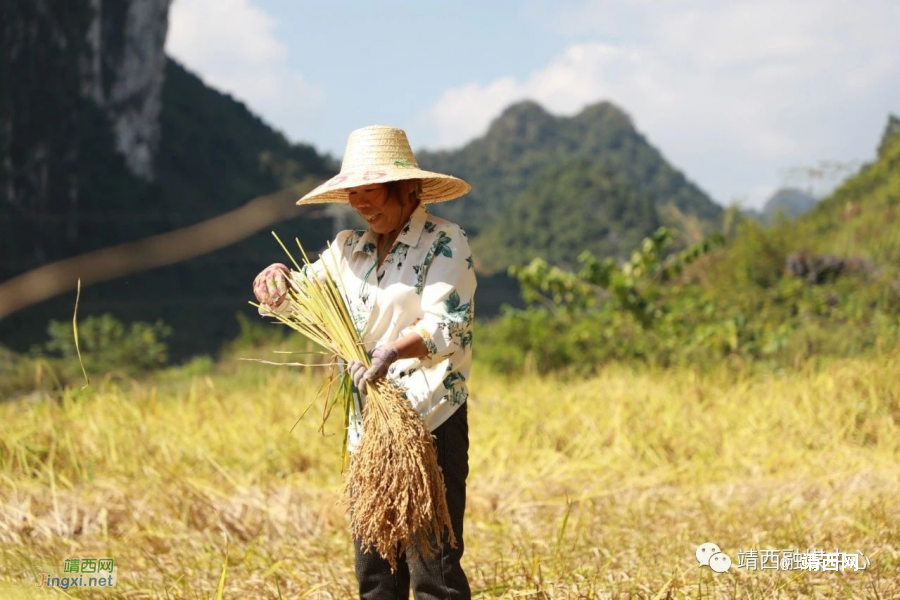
[348,345,399,394]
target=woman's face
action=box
[347,183,414,234]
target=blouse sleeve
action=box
[400,225,477,362]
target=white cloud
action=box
[166,0,324,142]
[425,0,900,207]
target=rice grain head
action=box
[343,379,457,572]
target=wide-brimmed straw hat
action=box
[296,125,471,205]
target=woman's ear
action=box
[397,180,413,206]
[406,179,422,206]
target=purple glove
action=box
[348,345,399,395]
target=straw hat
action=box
[297,125,471,205]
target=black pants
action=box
[353,401,471,599]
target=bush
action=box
[44,314,172,375]
[219,312,294,358]
[477,223,900,376]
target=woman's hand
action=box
[348,345,399,395]
[253,263,291,308]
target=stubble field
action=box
[2,350,899,598]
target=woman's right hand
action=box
[253,263,291,308]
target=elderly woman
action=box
[253,125,476,599]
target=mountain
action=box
[156,60,335,226]
[419,101,723,271]
[475,158,661,271]
[754,188,819,221]
[1,2,336,356]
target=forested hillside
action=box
[1,54,336,356]
[474,157,661,271]
[421,101,723,272]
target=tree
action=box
[878,114,900,158]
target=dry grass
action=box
[1,349,899,598]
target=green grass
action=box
[1,349,899,597]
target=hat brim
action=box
[296,167,471,205]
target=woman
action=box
[253,125,476,599]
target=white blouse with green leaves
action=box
[264,203,476,453]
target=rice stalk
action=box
[72,278,90,388]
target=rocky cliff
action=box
[81,0,171,180]
[1,0,170,277]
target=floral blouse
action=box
[262,203,476,453]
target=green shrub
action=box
[478,221,900,376]
[219,312,293,357]
[44,314,171,375]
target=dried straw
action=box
[346,379,456,570]
[253,234,456,571]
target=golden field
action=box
[1,349,899,598]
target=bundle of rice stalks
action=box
[253,235,456,571]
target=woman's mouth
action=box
[365,213,381,223]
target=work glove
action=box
[253,263,290,308]
[348,345,399,395]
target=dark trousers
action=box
[354,401,471,599]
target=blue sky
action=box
[167,0,900,209]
